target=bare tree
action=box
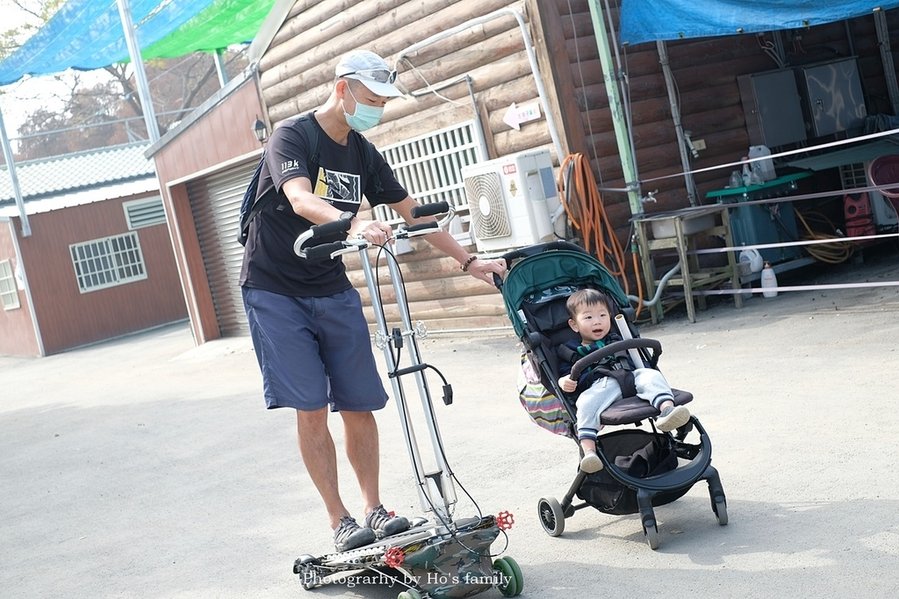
[3,0,249,160]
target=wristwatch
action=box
[338,210,355,222]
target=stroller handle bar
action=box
[493,241,588,290]
[294,201,455,259]
[570,338,662,380]
[500,240,586,265]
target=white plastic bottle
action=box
[760,262,778,298]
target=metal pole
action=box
[0,106,31,237]
[657,40,699,206]
[115,0,160,143]
[213,49,229,87]
[587,0,642,216]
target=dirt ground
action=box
[2,245,898,599]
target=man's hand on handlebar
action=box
[348,217,393,246]
[465,256,507,285]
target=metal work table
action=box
[705,172,811,202]
[634,204,743,324]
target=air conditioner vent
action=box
[465,172,511,239]
[460,149,561,252]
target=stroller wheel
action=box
[713,498,729,526]
[643,520,659,550]
[537,497,565,537]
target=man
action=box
[239,49,506,553]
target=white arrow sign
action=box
[502,101,542,130]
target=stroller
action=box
[496,241,727,550]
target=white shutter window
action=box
[70,232,147,293]
[376,120,485,223]
[124,197,166,230]
[0,260,20,310]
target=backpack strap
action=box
[237,156,271,244]
[237,114,321,245]
[353,132,383,194]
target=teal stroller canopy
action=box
[501,247,630,339]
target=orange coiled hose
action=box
[558,153,640,305]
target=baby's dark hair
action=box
[566,288,615,318]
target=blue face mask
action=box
[344,85,384,131]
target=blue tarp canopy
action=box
[0,0,274,86]
[620,0,899,46]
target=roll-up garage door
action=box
[187,159,257,336]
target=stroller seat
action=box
[521,285,692,428]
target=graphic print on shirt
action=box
[313,168,361,206]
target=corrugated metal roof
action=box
[0,178,160,218]
[0,142,156,204]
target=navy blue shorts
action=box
[242,286,389,412]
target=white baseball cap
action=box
[335,50,402,97]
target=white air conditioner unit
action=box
[840,162,899,229]
[461,149,562,253]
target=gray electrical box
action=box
[796,58,867,138]
[738,69,807,148]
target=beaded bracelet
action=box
[460,255,478,272]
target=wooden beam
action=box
[526,0,589,158]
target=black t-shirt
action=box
[239,114,408,297]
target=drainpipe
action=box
[657,40,699,206]
[394,6,565,162]
[7,220,44,355]
[587,0,642,216]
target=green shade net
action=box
[141,0,276,59]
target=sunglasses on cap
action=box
[341,68,398,84]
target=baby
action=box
[557,289,690,473]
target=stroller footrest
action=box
[600,389,693,426]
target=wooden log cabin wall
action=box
[257,0,557,332]
[256,0,899,331]
[546,1,899,268]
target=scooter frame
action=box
[291,203,523,599]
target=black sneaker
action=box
[333,516,375,552]
[364,505,410,538]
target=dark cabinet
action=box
[738,58,867,148]
[738,69,808,148]
[796,58,867,138]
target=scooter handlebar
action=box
[304,241,348,260]
[411,201,450,218]
[293,218,352,258]
[294,201,453,258]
